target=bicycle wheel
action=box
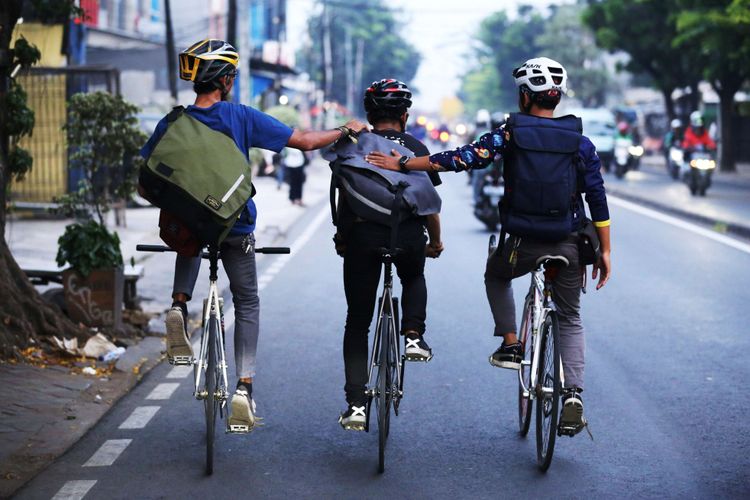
[535,312,561,472]
[205,315,220,475]
[377,317,393,474]
[517,297,533,436]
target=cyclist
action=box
[367,57,611,434]
[140,39,366,431]
[336,79,443,430]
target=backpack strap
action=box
[166,105,185,123]
[389,181,409,253]
[329,158,343,226]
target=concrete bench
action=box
[23,265,144,310]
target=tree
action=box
[298,0,421,116]
[536,3,612,107]
[0,1,88,358]
[675,0,750,171]
[583,0,704,119]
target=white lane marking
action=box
[609,195,750,255]
[83,439,131,467]
[119,406,160,429]
[52,480,97,500]
[166,365,192,379]
[221,206,330,332]
[145,383,180,400]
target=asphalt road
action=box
[17,174,750,499]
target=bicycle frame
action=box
[193,248,229,408]
[518,267,566,401]
[366,254,403,404]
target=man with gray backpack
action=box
[367,58,611,435]
[139,39,366,432]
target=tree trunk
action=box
[0,240,88,359]
[717,87,737,172]
[661,87,676,121]
[0,2,88,359]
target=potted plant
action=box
[54,91,146,328]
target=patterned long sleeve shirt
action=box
[428,125,611,228]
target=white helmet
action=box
[670,118,682,129]
[689,111,703,128]
[512,57,568,94]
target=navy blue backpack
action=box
[500,113,583,242]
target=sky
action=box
[286,0,571,113]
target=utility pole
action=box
[322,0,333,101]
[344,28,353,113]
[354,38,364,116]
[164,0,178,104]
[226,0,237,103]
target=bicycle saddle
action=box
[375,247,405,257]
[535,255,569,269]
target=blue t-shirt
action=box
[140,101,294,234]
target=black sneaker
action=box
[338,402,367,431]
[489,341,523,370]
[165,302,193,364]
[404,331,433,362]
[559,388,589,437]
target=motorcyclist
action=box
[682,111,716,154]
[663,118,684,151]
[615,121,633,141]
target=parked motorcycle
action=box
[684,148,716,196]
[474,162,504,231]
[613,137,644,179]
[667,146,684,180]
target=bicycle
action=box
[363,246,407,474]
[488,234,568,472]
[136,242,289,475]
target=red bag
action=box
[159,210,202,257]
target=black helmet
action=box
[179,39,239,85]
[363,79,413,115]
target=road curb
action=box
[0,336,165,498]
[607,187,750,240]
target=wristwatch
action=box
[398,155,411,172]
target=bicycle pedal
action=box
[168,355,194,366]
[227,424,251,434]
[404,353,433,362]
[341,422,366,431]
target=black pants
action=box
[342,220,427,404]
[287,167,305,201]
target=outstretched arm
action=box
[287,120,368,151]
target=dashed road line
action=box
[145,383,180,400]
[52,480,97,500]
[166,365,192,379]
[83,439,131,467]
[118,406,160,429]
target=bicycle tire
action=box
[535,312,561,472]
[377,315,392,474]
[518,296,534,436]
[205,315,219,475]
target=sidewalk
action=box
[0,158,332,497]
[605,156,750,239]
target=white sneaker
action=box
[338,403,367,431]
[165,306,193,364]
[228,388,256,433]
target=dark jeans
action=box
[287,167,305,201]
[342,220,427,404]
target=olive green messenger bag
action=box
[139,106,255,246]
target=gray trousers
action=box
[485,234,585,389]
[173,233,260,379]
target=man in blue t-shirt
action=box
[140,39,366,432]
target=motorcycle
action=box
[684,147,716,196]
[667,146,684,180]
[613,137,643,179]
[474,161,504,231]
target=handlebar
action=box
[136,244,290,256]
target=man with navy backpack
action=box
[367,58,611,435]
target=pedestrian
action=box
[283,147,309,205]
[367,57,611,436]
[139,38,366,432]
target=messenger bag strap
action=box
[329,158,343,226]
[389,181,408,253]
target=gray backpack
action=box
[322,132,441,228]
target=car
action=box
[564,108,616,171]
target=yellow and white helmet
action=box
[179,39,239,84]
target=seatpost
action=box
[208,244,220,282]
[383,254,394,289]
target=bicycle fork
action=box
[193,281,229,407]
